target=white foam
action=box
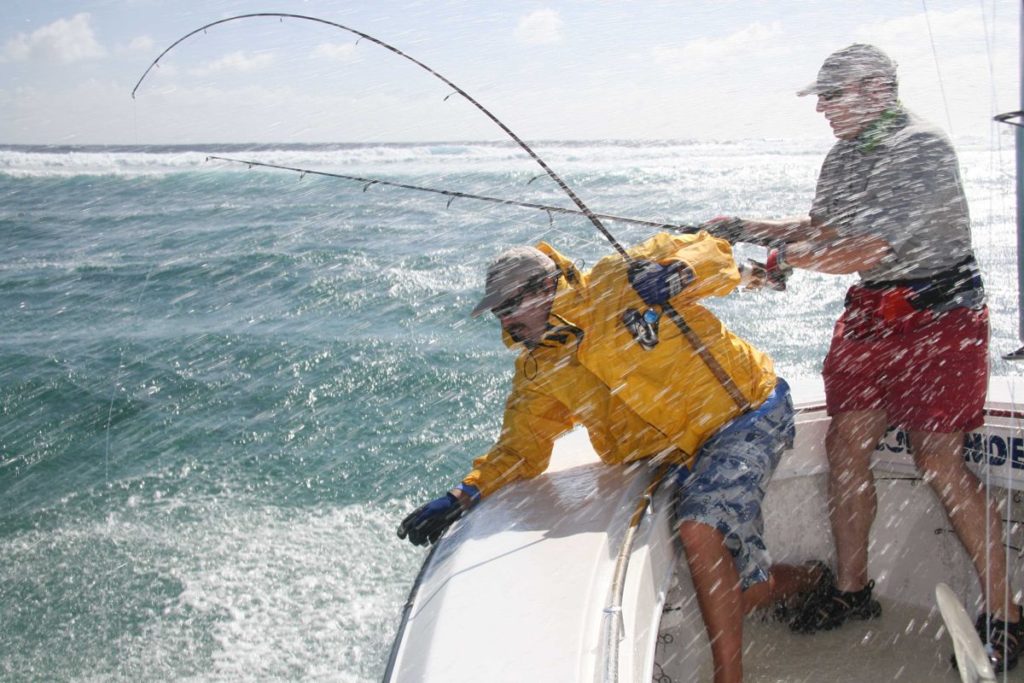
[0,139,831,178]
[0,497,424,680]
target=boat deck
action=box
[655,599,1023,681]
[654,471,1024,683]
[745,600,1023,682]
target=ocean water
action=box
[0,138,1020,681]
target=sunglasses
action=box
[491,276,548,319]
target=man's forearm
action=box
[724,216,892,275]
[786,234,891,274]
[738,216,816,244]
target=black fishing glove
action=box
[628,260,693,307]
[700,215,750,243]
[397,484,478,546]
[700,215,775,247]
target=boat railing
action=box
[600,464,672,683]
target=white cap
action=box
[470,246,557,317]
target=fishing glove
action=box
[397,484,479,546]
[628,260,693,307]
[701,215,747,243]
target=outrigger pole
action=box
[205,154,702,234]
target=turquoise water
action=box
[0,139,1020,680]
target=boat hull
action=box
[385,377,1024,682]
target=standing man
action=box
[397,232,820,683]
[709,44,1022,673]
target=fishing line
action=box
[921,0,956,137]
[134,13,755,413]
[921,6,1022,674]
[985,4,1023,669]
[979,2,1021,667]
[131,12,631,260]
[103,267,156,483]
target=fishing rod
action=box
[204,154,701,233]
[132,12,630,260]
[134,12,755,413]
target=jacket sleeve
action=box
[461,371,573,497]
[628,231,741,303]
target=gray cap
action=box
[797,44,897,97]
[470,246,557,317]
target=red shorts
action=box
[823,286,989,433]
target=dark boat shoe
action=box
[788,565,882,634]
[959,604,1024,674]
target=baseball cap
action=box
[470,246,557,317]
[797,44,898,97]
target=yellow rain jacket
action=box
[462,231,777,497]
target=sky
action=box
[0,0,1020,145]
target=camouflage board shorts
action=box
[674,378,795,589]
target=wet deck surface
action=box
[743,599,1023,683]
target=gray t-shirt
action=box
[810,107,975,284]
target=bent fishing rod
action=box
[205,154,700,233]
[134,14,753,411]
[132,12,630,260]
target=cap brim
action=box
[796,81,819,97]
[470,293,501,318]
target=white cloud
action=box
[189,51,275,77]
[114,35,154,56]
[127,35,154,52]
[312,42,359,63]
[849,7,1017,129]
[849,6,1016,75]
[854,7,993,48]
[515,9,563,45]
[652,21,784,71]
[2,12,105,64]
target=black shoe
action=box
[789,566,881,634]
[971,605,1024,674]
[752,598,793,625]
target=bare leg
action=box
[679,520,744,683]
[679,521,828,683]
[825,410,889,592]
[742,563,826,614]
[911,430,1020,623]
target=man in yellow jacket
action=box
[398,231,819,683]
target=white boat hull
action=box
[385,377,1024,682]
